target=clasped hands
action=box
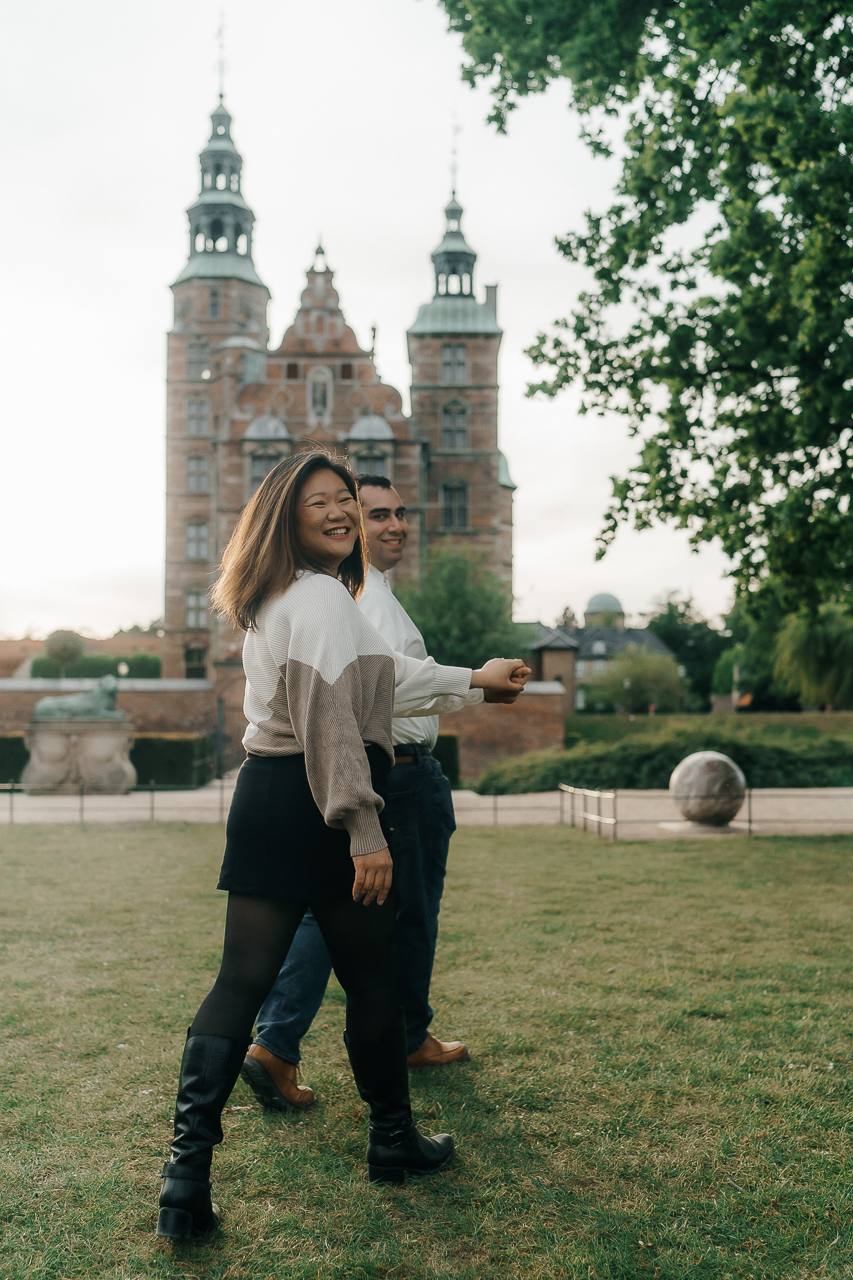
[471,656,532,704]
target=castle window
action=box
[250,454,279,494]
[187,341,210,380]
[216,171,226,190]
[185,592,208,629]
[215,236,228,252]
[236,232,248,255]
[441,406,467,449]
[341,363,353,379]
[355,451,387,477]
[195,232,205,252]
[187,400,209,436]
[209,289,220,318]
[204,172,212,189]
[186,522,209,560]
[286,363,299,379]
[185,648,207,679]
[462,273,471,294]
[240,352,266,385]
[438,273,447,295]
[441,344,467,384]
[187,456,209,492]
[441,484,468,529]
[448,273,461,295]
[230,173,239,192]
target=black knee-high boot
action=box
[344,1018,454,1185]
[156,1031,247,1239]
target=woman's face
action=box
[294,467,360,574]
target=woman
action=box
[156,450,528,1239]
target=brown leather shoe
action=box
[407,1034,470,1068]
[240,1044,316,1111]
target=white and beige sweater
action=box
[242,571,473,856]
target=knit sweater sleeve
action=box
[391,651,474,716]
[269,579,389,858]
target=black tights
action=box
[191,890,402,1050]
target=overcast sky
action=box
[0,0,732,639]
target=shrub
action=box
[30,652,161,678]
[0,736,28,783]
[129,736,212,788]
[476,728,853,793]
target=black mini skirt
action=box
[217,745,392,902]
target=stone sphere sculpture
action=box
[669,751,746,826]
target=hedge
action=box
[30,652,161,678]
[0,735,28,783]
[476,728,853,794]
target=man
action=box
[240,474,525,1111]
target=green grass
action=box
[1,824,852,1278]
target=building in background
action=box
[163,102,515,759]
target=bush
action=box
[30,652,161,678]
[0,736,28,783]
[432,734,460,788]
[476,727,853,793]
[129,736,212,788]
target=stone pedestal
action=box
[22,719,137,795]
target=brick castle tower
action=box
[163,103,514,757]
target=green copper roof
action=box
[173,252,268,289]
[498,450,516,490]
[408,295,501,336]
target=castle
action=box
[162,99,515,686]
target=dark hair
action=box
[356,473,393,491]
[211,450,367,630]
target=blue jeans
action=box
[254,750,456,1060]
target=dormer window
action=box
[592,640,607,655]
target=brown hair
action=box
[211,449,366,631]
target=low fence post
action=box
[9,779,14,826]
[79,782,85,825]
[492,793,498,826]
[149,779,156,823]
[613,790,618,842]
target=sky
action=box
[0,0,733,640]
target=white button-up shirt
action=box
[358,565,483,748]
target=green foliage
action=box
[396,544,524,668]
[45,629,84,675]
[645,593,728,709]
[775,605,853,709]
[713,591,802,710]
[433,733,461,788]
[441,0,853,610]
[584,643,683,714]
[30,652,161,679]
[476,726,853,793]
[0,735,28,783]
[129,736,212,788]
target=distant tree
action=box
[395,545,525,668]
[711,591,800,711]
[440,0,853,611]
[645,593,728,711]
[587,644,682,715]
[557,605,578,632]
[45,630,85,678]
[774,606,853,709]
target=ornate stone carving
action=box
[33,674,125,721]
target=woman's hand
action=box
[471,658,531,703]
[352,847,393,905]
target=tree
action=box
[45,630,85,678]
[774,605,853,708]
[645,593,728,710]
[711,590,801,710]
[585,644,683,714]
[395,545,524,668]
[440,1,853,611]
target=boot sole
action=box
[368,1150,454,1185]
[156,1204,220,1239]
[240,1057,314,1113]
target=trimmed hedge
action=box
[30,652,161,678]
[130,736,213,788]
[0,736,28,783]
[476,728,853,794]
[432,734,460,788]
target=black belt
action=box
[393,743,432,766]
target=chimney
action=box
[485,284,498,317]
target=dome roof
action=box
[347,413,394,441]
[586,592,624,614]
[243,414,290,440]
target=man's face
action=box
[359,483,408,572]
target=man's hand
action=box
[352,847,393,905]
[471,658,531,702]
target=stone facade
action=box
[162,103,515,770]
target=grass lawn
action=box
[1,823,852,1279]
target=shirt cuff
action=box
[434,665,474,696]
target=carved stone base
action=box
[22,719,137,795]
